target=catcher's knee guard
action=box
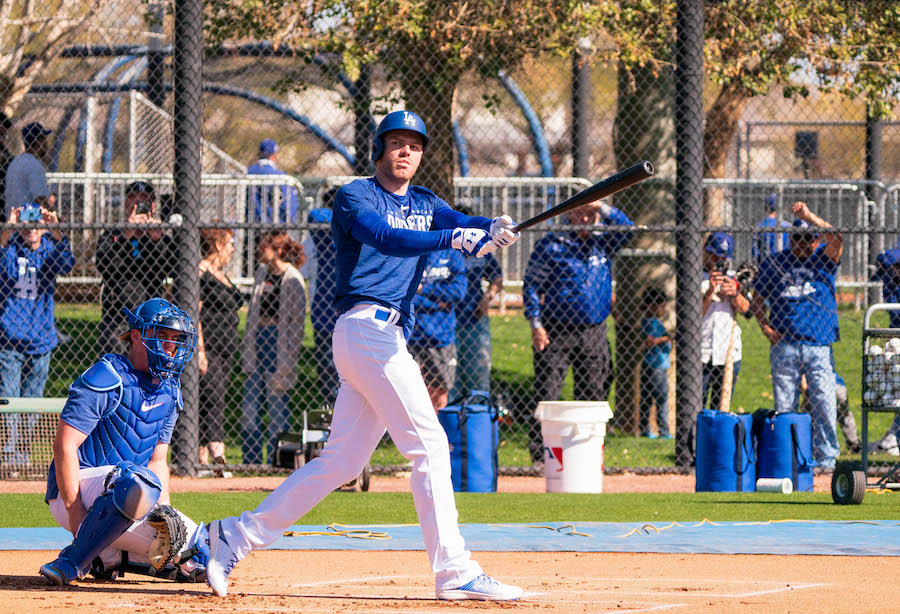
[39,462,162,585]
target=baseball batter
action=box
[204,110,523,601]
[39,298,209,585]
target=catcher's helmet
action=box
[121,298,197,379]
[371,110,429,162]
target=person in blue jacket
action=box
[308,188,340,407]
[523,200,634,462]
[867,246,900,454]
[0,202,74,467]
[753,192,790,264]
[408,249,467,410]
[38,298,209,586]
[752,201,842,470]
[247,139,300,224]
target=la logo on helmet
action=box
[402,112,417,128]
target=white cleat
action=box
[205,520,240,597]
[436,574,524,601]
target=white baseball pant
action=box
[219,303,482,590]
[48,465,203,568]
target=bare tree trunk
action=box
[702,82,749,224]
[612,62,675,434]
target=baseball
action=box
[868,344,884,356]
[864,390,878,404]
[866,373,880,387]
[889,338,900,353]
[869,355,885,370]
[891,353,900,367]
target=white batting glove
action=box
[489,215,520,248]
[451,228,498,258]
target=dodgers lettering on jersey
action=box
[45,353,181,502]
[756,247,840,345]
[331,178,448,330]
[409,250,466,348]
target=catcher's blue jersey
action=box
[45,353,181,502]
[332,177,490,336]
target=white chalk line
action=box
[290,574,417,588]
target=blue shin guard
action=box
[40,462,161,585]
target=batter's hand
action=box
[490,215,520,248]
[452,228,497,258]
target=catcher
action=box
[39,299,209,585]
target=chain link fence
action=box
[2,0,899,481]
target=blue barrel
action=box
[437,391,499,492]
[695,409,756,492]
[753,410,816,492]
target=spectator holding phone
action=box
[700,232,749,413]
[0,203,74,467]
[96,181,176,356]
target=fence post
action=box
[673,0,705,468]
[170,0,203,476]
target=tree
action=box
[203,0,651,201]
[0,0,110,114]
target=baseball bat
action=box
[718,315,738,413]
[512,160,654,232]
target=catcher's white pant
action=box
[219,303,482,590]
[48,465,202,568]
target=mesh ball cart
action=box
[833,304,900,504]
[273,408,371,491]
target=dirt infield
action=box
[0,472,834,494]
[3,549,898,613]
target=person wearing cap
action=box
[523,201,634,462]
[700,232,750,414]
[4,121,55,219]
[0,112,14,217]
[753,193,790,264]
[751,201,842,471]
[247,138,300,225]
[95,181,176,356]
[0,201,74,467]
[639,287,673,439]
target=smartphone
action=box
[20,204,43,222]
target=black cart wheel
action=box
[832,462,866,505]
[360,465,371,492]
[293,449,306,470]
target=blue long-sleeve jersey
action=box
[523,207,633,325]
[308,207,339,333]
[0,233,75,354]
[247,159,300,223]
[408,250,466,347]
[332,177,490,337]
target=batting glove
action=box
[489,215,520,248]
[452,228,497,258]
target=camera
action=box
[20,203,43,222]
[714,259,730,275]
[135,200,153,215]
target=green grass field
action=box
[40,302,893,470]
[3,490,900,528]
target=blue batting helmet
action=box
[121,298,198,379]
[371,110,429,162]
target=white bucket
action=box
[535,401,613,493]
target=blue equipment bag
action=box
[437,391,499,493]
[695,409,756,492]
[753,410,816,492]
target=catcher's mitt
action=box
[147,505,187,571]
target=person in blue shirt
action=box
[246,139,300,224]
[38,298,209,586]
[753,192,790,264]
[522,201,634,462]
[308,188,340,407]
[639,287,672,439]
[408,249,467,410]
[202,110,524,601]
[0,203,74,467]
[449,251,502,400]
[751,201,842,470]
